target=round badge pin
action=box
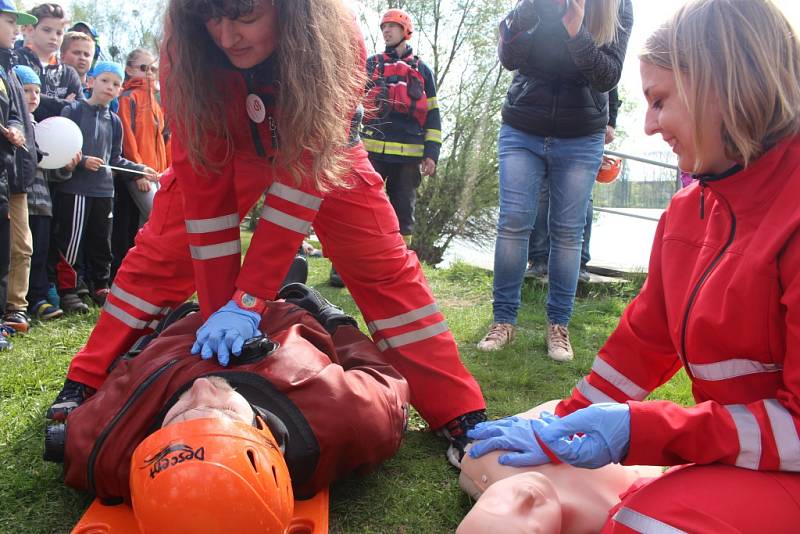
[246,94,266,124]
[241,293,257,308]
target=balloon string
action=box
[101,165,152,176]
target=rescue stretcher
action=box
[71,488,329,534]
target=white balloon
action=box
[35,116,84,170]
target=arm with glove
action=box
[468,403,630,469]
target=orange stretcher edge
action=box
[71,487,330,534]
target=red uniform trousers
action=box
[66,150,484,429]
[602,464,800,533]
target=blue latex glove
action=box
[466,413,558,467]
[532,402,631,469]
[191,300,262,366]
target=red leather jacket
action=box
[559,135,800,472]
[63,301,410,501]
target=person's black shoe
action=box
[278,283,357,333]
[61,292,90,314]
[46,379,96,421]
[280,255,308,288]
[439,409,488,468]
[329,266,345,288]
[76,278,90,298]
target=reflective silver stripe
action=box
[189,240,241,260]
[185,213,239,234]
[261,206,312,235]
[764,399,800,471]
[576,378,615,404]
[268,183,322,211]
[724,404,762,469]
[688,359,782,381]
[367,303,440,335]
[591,357,649,400]
[375,321,449,351]
[104,300,159,330]
[109,284,166,316]
[613,507,687,534]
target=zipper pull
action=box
[268,115,278,149]
[699,182,706,220]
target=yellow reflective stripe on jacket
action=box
[425,129,442,144]
[363,139,425,158]
[427,97,439,111]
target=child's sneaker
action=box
[61,292,90,314]
[91,288,110,307]
[32,300,64,320]
[0,324,13,351]
[76,278,90,298]
[47,283,60,308]
[3,309,30,333]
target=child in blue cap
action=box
[49,61,157,312]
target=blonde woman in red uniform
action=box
[468,0,800,530]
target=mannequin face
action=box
[162,376,254,428]
[457,472,562,534]
[459,401,664,534]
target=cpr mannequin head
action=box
[457,472,562,534]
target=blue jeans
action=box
[492,124,604,325]
[528,181,593,268]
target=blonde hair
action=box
[640,0,800,169]
[585,0,623,47]
[60,31,95,56]
[164,0,365,190]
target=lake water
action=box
[438,208,663,273]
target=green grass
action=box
[0,248,693,533]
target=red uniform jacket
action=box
[63,301,410,501]
[161,35,369,318]
[559,135,800,472]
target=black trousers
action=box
[27,214,50,306]
[0,216,9,310]
[369,157,422,236]
[49,192,112,292]
[110,175,139,280]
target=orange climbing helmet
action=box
[130,417,293,534]
[596,155,622,184]
[381,8,414,40]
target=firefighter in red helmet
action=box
[361,8,442,246]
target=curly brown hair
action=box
[163,0,365,189]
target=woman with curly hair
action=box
[47,0,486,464]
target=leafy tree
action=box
[66,0,165,61]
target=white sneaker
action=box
[547,323,574,361]
[477,323,515,351]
